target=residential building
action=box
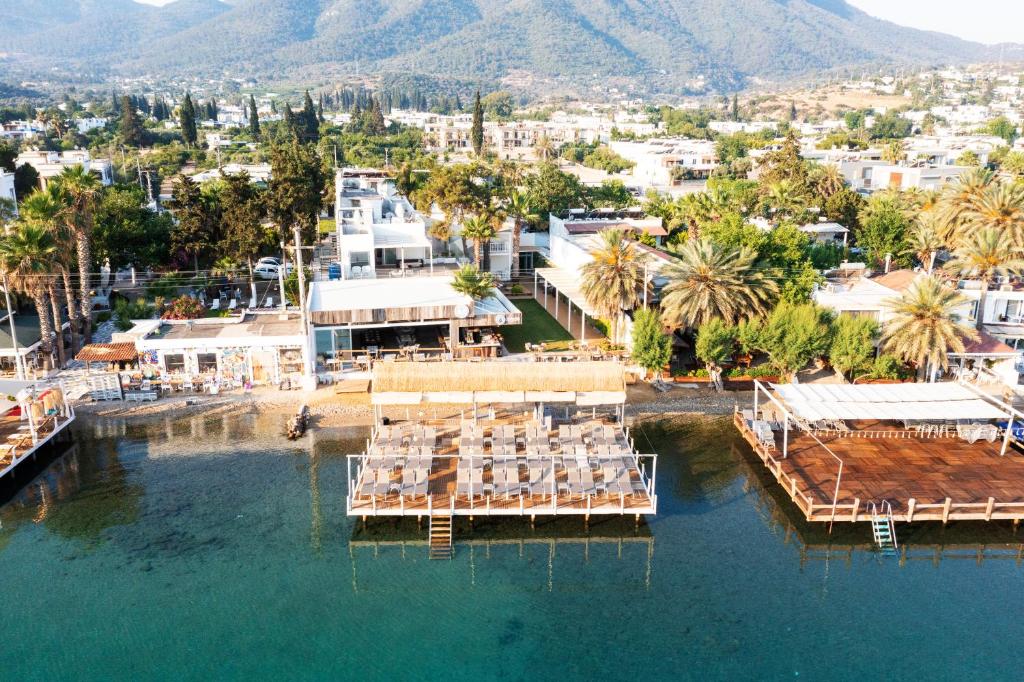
[332,168,433,280]
[188,163,271,185]
[0,171,16,211]
[15,150,113,189]
[73,117,108,134]
[799,221,848,247]
[611,138,719,188]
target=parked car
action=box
[257,256,281,268]
[254,263,280,280]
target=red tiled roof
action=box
[962,331,1016,356]
[871,269,919,293]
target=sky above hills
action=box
[131,0,1022,45]
[844,1,1020,44]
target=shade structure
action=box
[771,382,1008,422]
[475,391,526,403]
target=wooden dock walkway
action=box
[734,413,1024,524]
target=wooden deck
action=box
[734,413,1024,523]
[346,414,657,517]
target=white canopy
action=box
[771,382,1008,421]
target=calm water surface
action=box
[1,413,1023,681]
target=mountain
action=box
[0,0,1012,93]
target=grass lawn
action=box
[499,298,574,352]
[318,218,336,234]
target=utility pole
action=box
[293,225,315,389]
[2,274,23,380]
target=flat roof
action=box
[148,314,304,342]
[309,277,471,314]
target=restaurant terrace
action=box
[736,380,1024,529]
[347,361,658,557]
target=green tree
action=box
[450,264,495,300]
[631,307,672,379]
[300,91,320,143]
[881,276,977,378]
[660,238,778,329]
[93,184,172,270]
[695,318,736,391]
[266,141,324,244]
[523,162,584,225]
[248,94,260,140]
[414,163,490,248]
[471,90,484,157]
[857,193,911,267]
[0,222,58,367]
[829,315,878,380]
[166,175,216,271]
[870,112,913,139]
[179,93,198,147]
[459,214,496,266]
[119,95,145,147]
[504,191,534,278]
[219,172,269,286]
[481,91,515,119]
[52,166,101,343]
[987,116,1018,145]
[756,303,833,380]
[579,229,643,343]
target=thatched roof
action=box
[372,361,625,395]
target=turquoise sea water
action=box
[2,413,1024,681]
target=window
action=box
[197,353,218,373]
[350,251,370,267]
[968,300,978,321]
[164,353,185,373]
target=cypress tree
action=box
[119,95,145,147]
[179,93,198,147]
[249,94,260,139]
[301,90,319,142]
[471,90,484,157]
[731,94,739,121]
[209,97,218,120]
[270,99,278,115]
[370,98,386,135]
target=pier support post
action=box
[986,497,995,521]
[942,497,952,525]
[907,498,916,523]
[851,498,860,523]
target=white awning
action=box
[535,267,599,317]
[771,382,1008,421]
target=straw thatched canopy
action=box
[372,361,626,405]
[75,342,138,364]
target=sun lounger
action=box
[228,298,237,311]
[359,469,376,497]
[373,468,391,495]
[210,299,220,311]
[265,296,274,308]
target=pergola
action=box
[753,380,1022,457]
[372,227,434,275]
[533,267,597,340]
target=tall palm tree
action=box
[52,166,101,344]
[534,135,554,162]
[882,140,907,165]
[963,181,1024,248]
[938,167,994,241]
[659,238,779,329]
[459,214,496,267]
[579,229,643,343]
[881,276,978,378]
[809,163,845,200]
[903,213,946,272]
[504,191,534,279]
[944,227,1024,330]
[19,187,81,353]
[0,223,59,369]
[764,179,806,221]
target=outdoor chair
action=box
[210,299,220,311]
[227,299,237,311]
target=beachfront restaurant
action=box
[120,313,309,389]
[307,277,522,370]
[737,381,1024,525]
[347,361,658,531]
[0,314,70,378]
[0,379,73,478]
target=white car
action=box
[254,263,279,280]
[257,257,281,268]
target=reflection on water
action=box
[3,412,1024,680]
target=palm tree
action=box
[0,223,59,369]
[809,163,845,200]
[938,167,994,241]
[882,140,907,165]
[963,181,1024,248]
[903,213,946,272]
[534,135,555,162]
[764,179,806,221]
[659,238,779,329]
[504,191,534,279]
[881,276,978,379]
[52,166,101,344]
[579,229,643,343]
[450,264,495,301]
[460,214,496,267]
[944,227,1024,330]
[19,187,81,354]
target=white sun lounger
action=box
[374,468,391,495]
[210,299,220,311]
[228,298,237,311]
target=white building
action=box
[611,138,719,188]
[15,150,113,188]
[800,221,848,247]
[333,168,432,280]
[73,117,108,134]
[813,269,1024,385]
[189,163,271,184]
[0,171,16,211]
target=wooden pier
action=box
[735,412,1024,524]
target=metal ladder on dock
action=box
[428,515,453,560]
[869,501,898,554]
